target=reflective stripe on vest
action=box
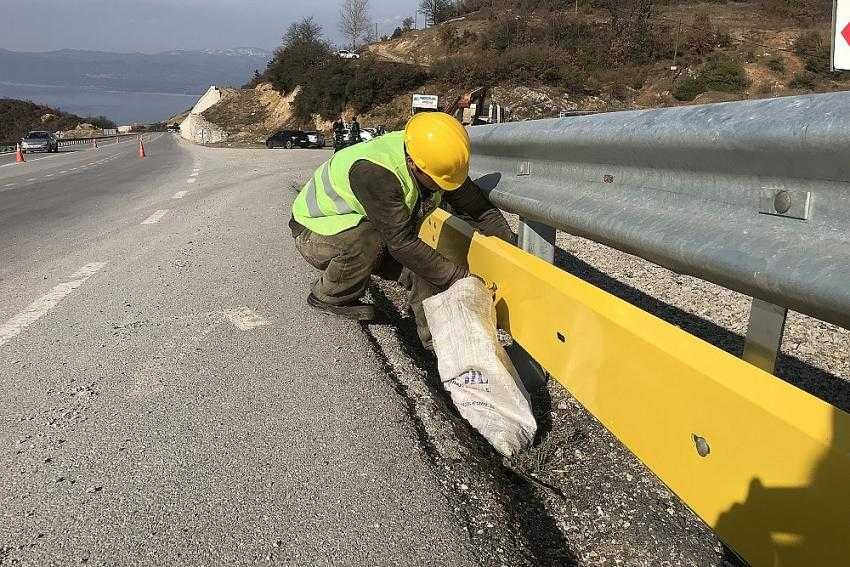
[303,162,355,218]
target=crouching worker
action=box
[289,112,514,349]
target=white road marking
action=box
[26,178,36,182]
[87,162,96,166]
[44,174,53,178]
[142,209,169,224]
[70,262,108,279]
[173,191,189,199]
[190,172,199,177]
[186,178,197,184]
[222,308,271,331]
[0,262,107,347]
[3,183,14,188]
[59,170,68,174]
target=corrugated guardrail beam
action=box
[421,209,850,567]
[468,92,850,330]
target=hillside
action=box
[188,0,849,141]
[0,99,115,142]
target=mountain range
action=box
[0,48,272,95]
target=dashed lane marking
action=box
[222,308,271,331]
[0,262,108,347]
[141,209,169,224]
[173,191,189,199]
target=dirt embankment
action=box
[191,2,850,141]
[200,84,301,144]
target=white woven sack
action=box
[423,277,537,457]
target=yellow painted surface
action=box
[421,210,850,567]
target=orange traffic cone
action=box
[138,138,146,159]
[15,143,25,163]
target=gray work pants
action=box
[294,221,443,348]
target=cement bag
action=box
[423,277,537,457]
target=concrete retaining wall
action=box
[179,112,227,145]
[180,86,227,144]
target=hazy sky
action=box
[0,0,421,53]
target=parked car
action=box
[20,131,59,153]
[266,130,309,149]
[335,49,360,60]
[304,131,326,148]
[333,128,379,152]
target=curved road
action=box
[0,135,482,565]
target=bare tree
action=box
[338,0,371,50]
[418,0,453,26]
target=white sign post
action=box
[832,0,850,70]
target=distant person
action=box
[333,117,346,152]
[376,125,386,136]
[349,116,361,145]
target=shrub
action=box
[293,58,429,120]
[788,70,818,89]
[687,12,716,56]
[765,56,786,73]
[673,55,749,100]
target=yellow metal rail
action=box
[420,209,850,567]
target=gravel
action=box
[358,215,847,566]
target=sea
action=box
[0,82,201,125]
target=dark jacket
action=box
[291,160,514,288]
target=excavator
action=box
[442,87,505,125]
[411,87,505,125]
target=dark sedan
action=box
[266,130,309,149]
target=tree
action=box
[263,17,331,93]
[418,0,453,26]
[284,16,324,47]
[339,0,371,49]
[402,16,415,31]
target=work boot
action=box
[307,293,376,321]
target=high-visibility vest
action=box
[292,131,419,236]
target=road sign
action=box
[412,94,439,112]
[832,0,850,70]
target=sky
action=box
[0,0,422,53]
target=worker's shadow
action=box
[714,407,850,565]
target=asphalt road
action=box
[0,135,483,565]
[2,133,792,566]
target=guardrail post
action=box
[509,218,557,391]
[742,298,788,374]
[518,219,555,263]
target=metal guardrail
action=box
[469,93,850,343]
[0,134,141,155]
[420,210,850,567]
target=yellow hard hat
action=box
[404,112,470,191]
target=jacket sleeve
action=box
[444,177,516,244]
[349,160,468,287]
